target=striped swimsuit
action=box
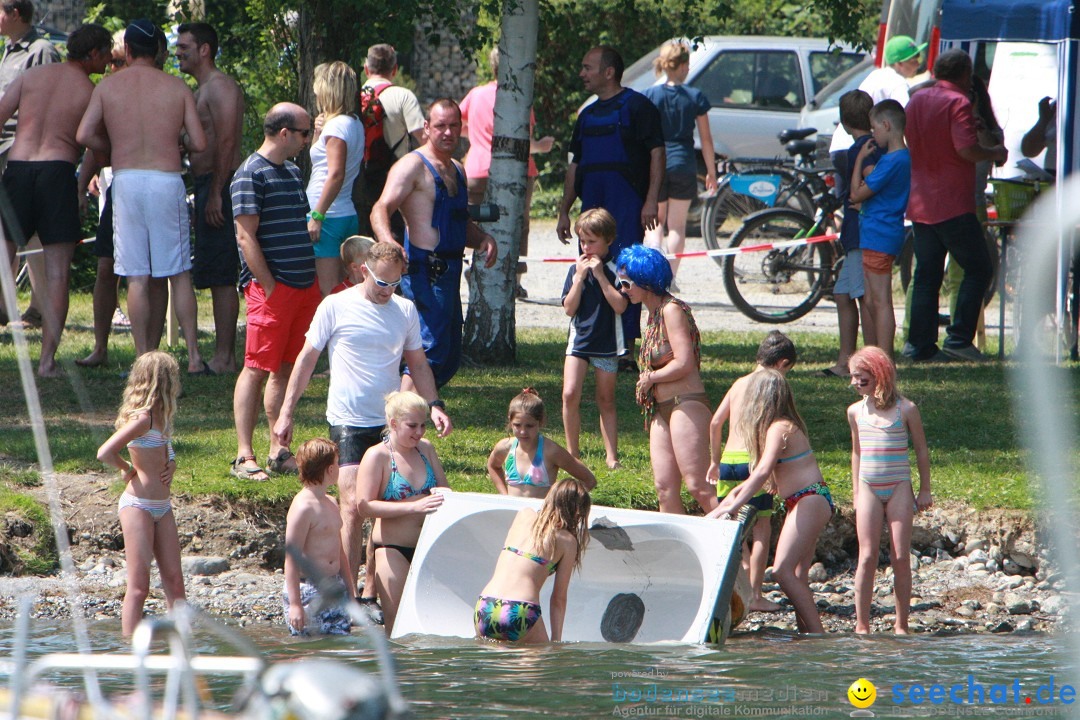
[857,398,910,502]
[119,427,175,521]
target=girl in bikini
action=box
[356,391,449,633]
[847,346,932,634]
[96,351,185,636]
[475,478,591,643]
[618,245,714,514]
[707,368,833,634]
[487,389,598,499]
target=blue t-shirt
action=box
[561,257,625,358]
[859,148,910,256]
[838,135,881,252]
[231,152,316,289]
[641,84,711,174]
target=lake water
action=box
[2,620,1077,719]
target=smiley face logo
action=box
[848,678,876,709]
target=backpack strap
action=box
[371,83,406,154]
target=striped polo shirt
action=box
[231,153,315,289]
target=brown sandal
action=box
[230,455,269,482]
[266,449,298,475]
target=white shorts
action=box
[112,169,191,278]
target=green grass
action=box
[0,290,1069,514]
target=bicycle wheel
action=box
[723,208,835,323]
[701,184,768,264]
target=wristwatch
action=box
[428,399,446,411]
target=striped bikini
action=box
[856,398,911,502]
[119,426,175,522]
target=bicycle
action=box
[699,127,823,264]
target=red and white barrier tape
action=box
[14,237,96,257]
[520,231,837,263]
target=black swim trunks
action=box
[1,160,81,247]
[192,172,240,288]
[330,424,386,466]
[94,187,114,259]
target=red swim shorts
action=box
[862,249,895,276]
[243,281,321,373]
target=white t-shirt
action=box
[830,66,912,154]
[306,287,423,427]
[307,114,364,217]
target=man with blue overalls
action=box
[557,46,665,371]
[371,97,498,389]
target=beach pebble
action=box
[182,556,230,576]
[1040,595,1065,615]
[1004,593,1032,615]
[808,563,828,582]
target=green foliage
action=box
[0,486,57,574]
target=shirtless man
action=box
[176,22,243,374]
[0,23,111,376]
[370,98,497,389]
[76,19,207,370]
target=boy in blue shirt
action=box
[821,90,879,378]
[562,208,628,469]
[851,99,910,357]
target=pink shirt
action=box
[905,80,979,225]
[459,81,538,180]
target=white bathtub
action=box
[391,492,746,643]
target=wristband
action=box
[310,209,326,222]
[428,399,446,411]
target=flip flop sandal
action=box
[267,449,298,475]
[230,455,269,482]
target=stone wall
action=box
[33,0,83,33]
[410,21,478,106]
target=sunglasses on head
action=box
[365,263,401,288]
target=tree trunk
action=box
[462,0,538,364]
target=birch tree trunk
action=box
[462,0,538,364]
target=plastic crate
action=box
[990,179,1043,222]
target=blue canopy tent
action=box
[941,0,1077,358]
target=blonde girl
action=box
[847,346,932,634]
[707,369,832,634]
[641,41,718,284]
[96,351,185,636]
[308,60,365,295]
[475,478,592,643]
[356,391,449,633]
[487,389,598,499]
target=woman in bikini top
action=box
[617,245,715,514]
[356,392,449,634]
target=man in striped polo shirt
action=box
[229,102,320,482]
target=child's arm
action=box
[706,389,734,485]
[546,439,597,491]
[902,399,933,511]
[486,439,512,495]
[548,534,579,642]
[561,259,590,317]
[847,403,861,503]
[707,422,785,518]
[849,140,879,204]
[283,499,311,634]
[96,412,152,483]
[594,262,628,315]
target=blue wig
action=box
[617,245,671,295]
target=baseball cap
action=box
[884,35,927,65]
[124,18,158,51]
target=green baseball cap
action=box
[884,35,927,65]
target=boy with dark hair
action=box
[283,437,353,636]
[708,330,797,612]
[819,89,879,378]
[851,98,911,357]
[562,207,628,469]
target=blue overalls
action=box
[576,88,644,342]
[401,152,468,388]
